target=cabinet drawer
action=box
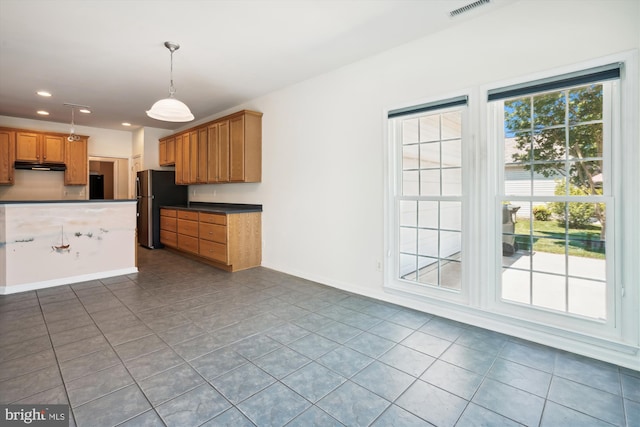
[199,212,226,225]
[177,219,198,237]
[199,239,228,264]
[160,230,177,247]
[177,210,198,221]
[178,234,199,254]
[160,216,177,232]
[161,209,177,218]
[199,223,226,243]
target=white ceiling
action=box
[0,0,512,131]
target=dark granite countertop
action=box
[162,202,262,214]
[0,199,137,204]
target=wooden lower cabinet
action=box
[199,239,227,264]
[177,234,199,254]
[160,229,177,248]
[176,210,199,254]
[226,213,262,270]
[159,208,261,272]
[159,209,177,247]
[199,212,228,263]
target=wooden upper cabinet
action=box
[160,110,261,185]
[166,137,175,164]
[43,135,65,163]
[206,122,219,182]
[175,131,194,185]
[188,131,198,184]
[64,137,88,185]
[230,111,261,182]
[159,139,167,165]
[15,132,40,162]
[159,136,176,166]
[1,127,86,186]
[207,121,230,183]
[197,127,208,184]
[218,120,230,183]
[0,129,15,185]
[182,132,193,184]
[15,132,65,163]
[174,134,184,184]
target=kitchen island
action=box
[0,200,137,294]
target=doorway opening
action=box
[88,157,130,200]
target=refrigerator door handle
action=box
[135,176,141,199]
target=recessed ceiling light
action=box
[122,122,132,126]
[37,110,49,115]
[36,91,52,97]
[79,109,91,114]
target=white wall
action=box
[189,0,639,367]
[142,127,173,171]
[132,128,144,159]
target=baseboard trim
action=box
[0,267,139,295]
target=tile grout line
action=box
[34,287,79,426]
[72,279,163,427]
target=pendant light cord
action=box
[169,46,176,97]
[68,107,79,141]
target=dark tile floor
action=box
[1,248,638,427]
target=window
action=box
[387,96,467,301]
[489,65,620,330]
[385,54,638,359]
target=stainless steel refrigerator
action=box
[136,170,188,249]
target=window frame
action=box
[385,95,471,305]
[487,81,617,335]
[481,53,638,344]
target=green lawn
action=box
[513,219,605,259]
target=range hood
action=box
[14,161,66,171]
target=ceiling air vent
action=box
[450,0,490,17]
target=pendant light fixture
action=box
[146,41,194,122]
[64,103,90,141]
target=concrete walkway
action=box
[502,251,606,320]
